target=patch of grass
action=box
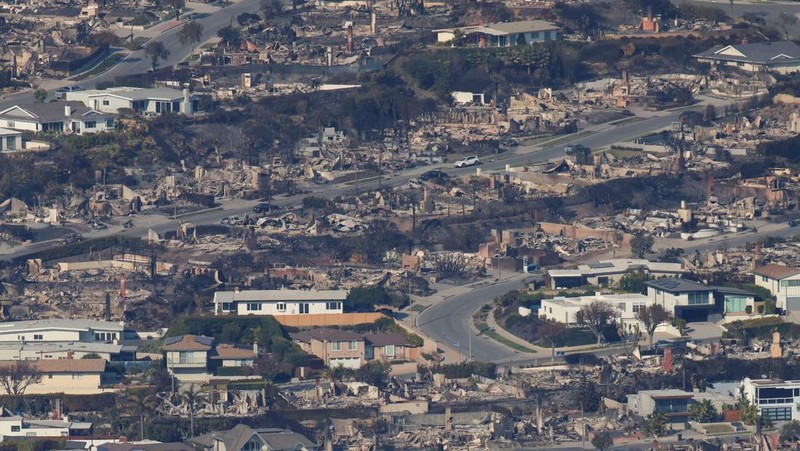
[408,304,427,312]
[72,52,126,81]
[123,37,149,51]
[473,319,536,353]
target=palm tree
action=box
[126,390,159,440]
[182,384,199,438]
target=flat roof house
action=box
[0,414,92,439]
[539,293,651,331]
[0,102,115,135]
[645,278,716,322]
[213,289,348,316]
[753,263,800,313]
[627,389,693,430]
[435,20,559,47]
[0,319,125,344]
[547,259,687,289]
[694,41,800,74]
[66,87,199,115]
[741,377,800,422]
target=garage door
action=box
[330,358,361,369]
[786,297,800,314]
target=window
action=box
[617,303,626,312]
[242,438,263,451]
[85,121,96,129]
[10,426,20,432]
[326,301,341,310]
[221,302,233,311]
[48,374,52,379]
[687,292,708,305]
[385,345,395,357]
[247,303,262,311]
[763,407,792,421]
[332,341,341,351]
[762,276,769,283]
[348,340,358,350]
[33,334,43,340]
[17,336,24,341]
[299,303,310,314]
[656,289,663,295]
[781,280,800,288]
[5,136,15,151]
[72,374,83,380]
[632,304,645,313]
[6,121,13,128]
[178,351,195,364]
[277,303,287,312]
[102,100,109,106]
[106,118,114,128]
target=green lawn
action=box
[474,320,536,353]
[71,52,126,81]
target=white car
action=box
[454,156,480,168]
[408,178,423,189]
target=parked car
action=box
[454,156,480,168]
[253,203,279,214]
[420,169,449,181]
[408,178,423,189]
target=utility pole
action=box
[468,324,472,362]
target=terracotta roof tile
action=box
[753,264,800,280]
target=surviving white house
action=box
[753,263,800,312]
[0,319,125,344]
[0,102,115,135]
[547,258,688,289]
[741,377,800,422]
[213,289,348,316]
[66,87,199,115]
[645,278,715,322]
[0,411,92,438]
[538,293,650,331]
[693,41,800,74]
[0,341,133,362]
[434,20,559,47]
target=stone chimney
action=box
[253,340,259,355]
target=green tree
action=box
[81,353,102,359]
[34,88,47,103]
[217,26,241,49]
[573,376,601,412]
[166,0,185,19]
[642,411,668,437]
[780,420,800,442]
[126,390,159,440]
[178,21,204,54]
[737,386,759,425]
[688,399,718,423]
[346,286,393,311]
[575,301,618,345]
[355,361,391,387]
[537,320,566,361]
[636,304,673,349]
[619,269,650,294]
[630,233,654,258]
[182,384,199,438]
[591,431,614,451]
[145,41,169,72]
